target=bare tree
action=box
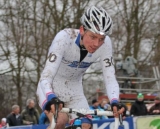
[112,0,159,62]
[0,0,159,114]
[0,0,92,109]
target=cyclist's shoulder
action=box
[97,36,112,54]
[63,28,79,35]
[57,28,79,38]
[104,35,112,45]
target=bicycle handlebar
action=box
[50,108,119,129]
[61,108,114,116]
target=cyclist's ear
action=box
[79,25,85,35]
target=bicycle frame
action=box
[50,108,119,129]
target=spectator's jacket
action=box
[6,113,23,126]
[89,106,108,120]
[21,107,39,125]
[39,112,49,125]
[149,103,160,115]
[130,100,148,116]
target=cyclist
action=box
[37,6,123,129]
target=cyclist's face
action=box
[80,26,105,53]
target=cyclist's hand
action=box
[44,97,64,124]
[51,103,64,114]
[111,103,125,118]
[112,106,119,118]
[118,107,125,115]
[45,97,64,114]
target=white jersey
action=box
[36,28,119,110]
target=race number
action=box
[48,53,57,62]
[103,57,114,67]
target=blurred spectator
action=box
[21,99,40,125]
[6,105,23,126]
[39,112,49,125]
[130,93,148,116]
[102,99,112,111]
[90,99,99,110]
[104,103,112,111]
[146,103,155,112]
[149,97,160,115]
[0,118,6,128]
[90,99,108,120]
[99,99,108,110]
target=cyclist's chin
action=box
[87,48,97,53]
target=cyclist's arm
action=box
[36,30,69,110]
[100,36,119,104]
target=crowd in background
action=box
[0,99,40,128]
[90,93,160,118]
[0,93,160,128]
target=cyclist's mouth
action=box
[90,47,97,52]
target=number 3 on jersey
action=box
[103,57,114,67]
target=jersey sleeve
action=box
[36,30,69,110]
[100,36,119,104]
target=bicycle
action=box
[49,108,122,129]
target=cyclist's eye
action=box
[99,38,104,41]
[90,36,96,39]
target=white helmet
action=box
[80,6,112,35]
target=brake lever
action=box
[54,104,59,123]
[119,114,123,127]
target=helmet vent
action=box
[85,21,91,29]
[93,21,100,31]
[105,24,112,32]
[102,17,105,29]
[92,11,99,23]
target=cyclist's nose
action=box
[93,40,99,47]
